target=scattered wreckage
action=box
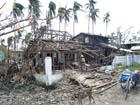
[1,30,140,105]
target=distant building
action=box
[121,41,140,50]
[10,50,23,64]
[72,33,110,56]
[72,33,108,46]
[72,33,112,65]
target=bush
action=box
[133,62,140,67]
[116,63,126,69]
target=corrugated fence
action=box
[112,55,140,67]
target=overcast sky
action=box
[1,0,140,37]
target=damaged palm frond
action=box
[11,2,24,19]
[28,0,41,18]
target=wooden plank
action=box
[97,82,117,94]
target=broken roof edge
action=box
[100,43,135,53]
[71,32,108,40]
[131,46,140,50]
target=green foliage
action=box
[12,2,24,19]
[90,8,99,24]
[63,7,72,22]
[103,12,110,23]
[48,1,56,18]
[116,62,123,67]
[28,0,41,18]
[58,7,65,22]
[73,1,82,23]
[133,62,140,66]
[85,0,96,10]
[127,65,140,72]
[116,62,126,69]
[22,32,32,45]
[0,45,8,64]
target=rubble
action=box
[0,69,119,105]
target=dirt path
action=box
[95,84,140,105]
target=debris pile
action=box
[0,69,118,105]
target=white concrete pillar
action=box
[45,57,52,85]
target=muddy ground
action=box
[95,84,140,105]
[0,71,140,105]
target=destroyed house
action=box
[72,33,108,46]
[26,32,112,71]
[72,33,110,56]
[121,42,140,50]
[71,33,111,64]
[27,39,83,70]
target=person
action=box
[80,54,86,71]
[134,70,140,89]
[35,63,40,73]
[40,63,45,74]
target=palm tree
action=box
[15,30,23,50]
[72,1,82,36]
[63,7,72,32]
[103,12,110,36]
[90,8,99,34]
[85,0,97,33]
[28,0,41,38]
[28,0,41,18]
[48,1,56,18]
[11,2,24,51]
[11,2,24,19]
[7,36,13,63]
[48,1,56,39]
[0,39,5,45]
[22,32,32,48]
[58,7,65,32]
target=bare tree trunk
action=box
[92,21,94,34]
[64,20,66,32]
[50,20,52,39]
[64,20,66,40]
[8,44,9,64]
[14,23,16,51]
[73,19,75,36]
[14,37,16,51]
[59,21,61,32]
[105,22,108,37]
[59,21,61,40]
[88,17,90,33]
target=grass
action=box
[127,65,140,72]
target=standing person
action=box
[80,54,86,71]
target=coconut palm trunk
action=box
[103,12,110,37]
[105,22,108,37]
[64,19,66,32]
[28,0,41,38]
[88,17,90,33]
[11,2,24,51]
[90,8,99,35]
[72,2,82,36]
[59,21,61,32]
[8,44,9,64]
[92,21,94,34]
[73,19,75,36]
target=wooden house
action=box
[72,33,112,65]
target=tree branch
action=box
[0,17,30,31]
[0,23,31,36]
[0,2,6,10]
